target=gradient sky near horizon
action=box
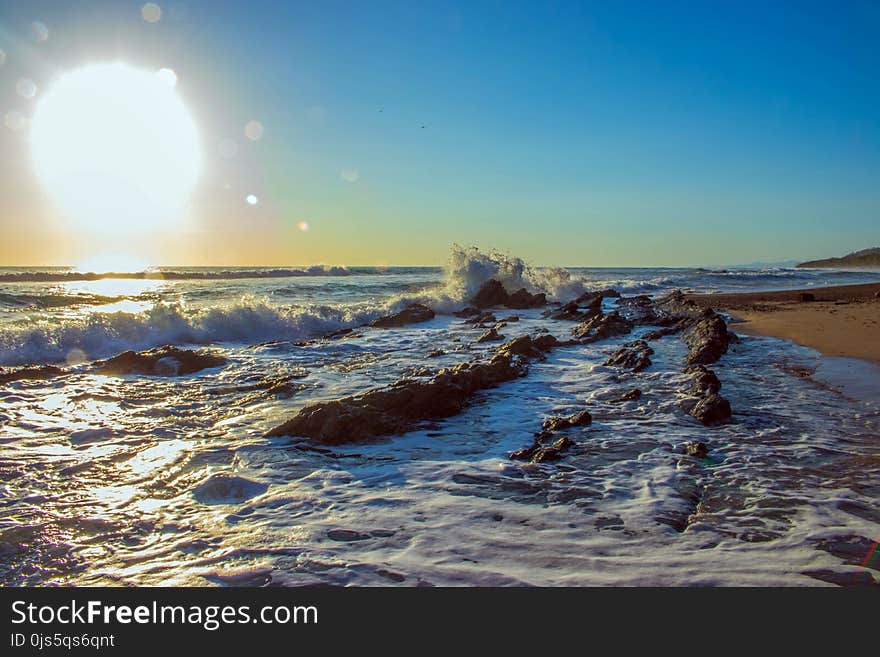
[0,0,878,267]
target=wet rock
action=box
[680,363,731,426]
[453,306,481,318]
[685,441,709,459]
[498,334,558,359]
[611,388,642,403]
[683,309,735,365]
[476,327,504,343]
[541,410,592,432]
[464,311,497,325]
[546,301,590,321]
[193,474,268,505]
[267,334,561,444]
[92,346,226,376]
[0,365,64,385]
[683,393,731,426]
[426,349,446,358]
[572,311,633,343]
[682,364,721,396]
[510,436,573,463]
[471,280,509,308]
[603,340,654,372]
[506,288,547,309]
[643,319,691,341]
[327,529,372,542]
[504,315,520,322]
[575,288,620,306]
[370,303,435,328]
[799,292,816,302]
[618,294,653,307]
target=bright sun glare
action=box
[30,62,201,237]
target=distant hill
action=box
[797,247,880,269]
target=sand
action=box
[686,282,880,363]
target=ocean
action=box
[2,247,879,585]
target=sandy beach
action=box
[687,282,880,362]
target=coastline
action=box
[686,282,880,362]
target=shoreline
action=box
[686,282,880,363]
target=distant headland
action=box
[797,247,880,269]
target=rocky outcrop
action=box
[464,311,497,325]
[682,309,735,365]
[476,327,504,343]
[266,335,557,444]
[509,436,573,463]
[575,288,620,305]
[0,365,64,385]
[541,410,592,432]
[370,304,435,328]
[684,441,709,459]
[506,288,547,309]
[192,474,268,504]
[471,280,510,308]
[572,311,633,343]
[679,364,731,425]
[603,340,653,372]
[611,388,642,403]
[92,346,227,376]
[470,280,546,309]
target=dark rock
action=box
[611,388,642,403]
[683,309,735,365]
[0,364,64,385]
[476,327,504,343]
[265,335,560,444]
[464,311,497,325]
[685,441,709,459]
[453,306,481,318]
[799,292,816,302]
[618,295,653,307]
[326,327,357,339]
[546,300,595,321]
[498,334,558,359]
[504,315,520,322]
[510,436,573,463]
[471,280,509,308]
[426,349,446,358]
[572,311,634,343]
[643,318,691,341]
[575,288,620,306]
[506,288,547,309]
[92,346,226,377]
[370,303,435,328]
[683,393,731,426]
[682,364,721,396]
[603,340,654,372]
[193,474,268,504]
[541,410,592,432]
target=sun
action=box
[30,62,201,236]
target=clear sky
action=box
[0,0,878,267]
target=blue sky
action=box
[0,0,878,266]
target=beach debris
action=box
[603,339,654,372]
[370,303,435,328]
[192,474,268,505]
[0,364,64,385]
[265,334,557,444]
[92,345,227,376]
